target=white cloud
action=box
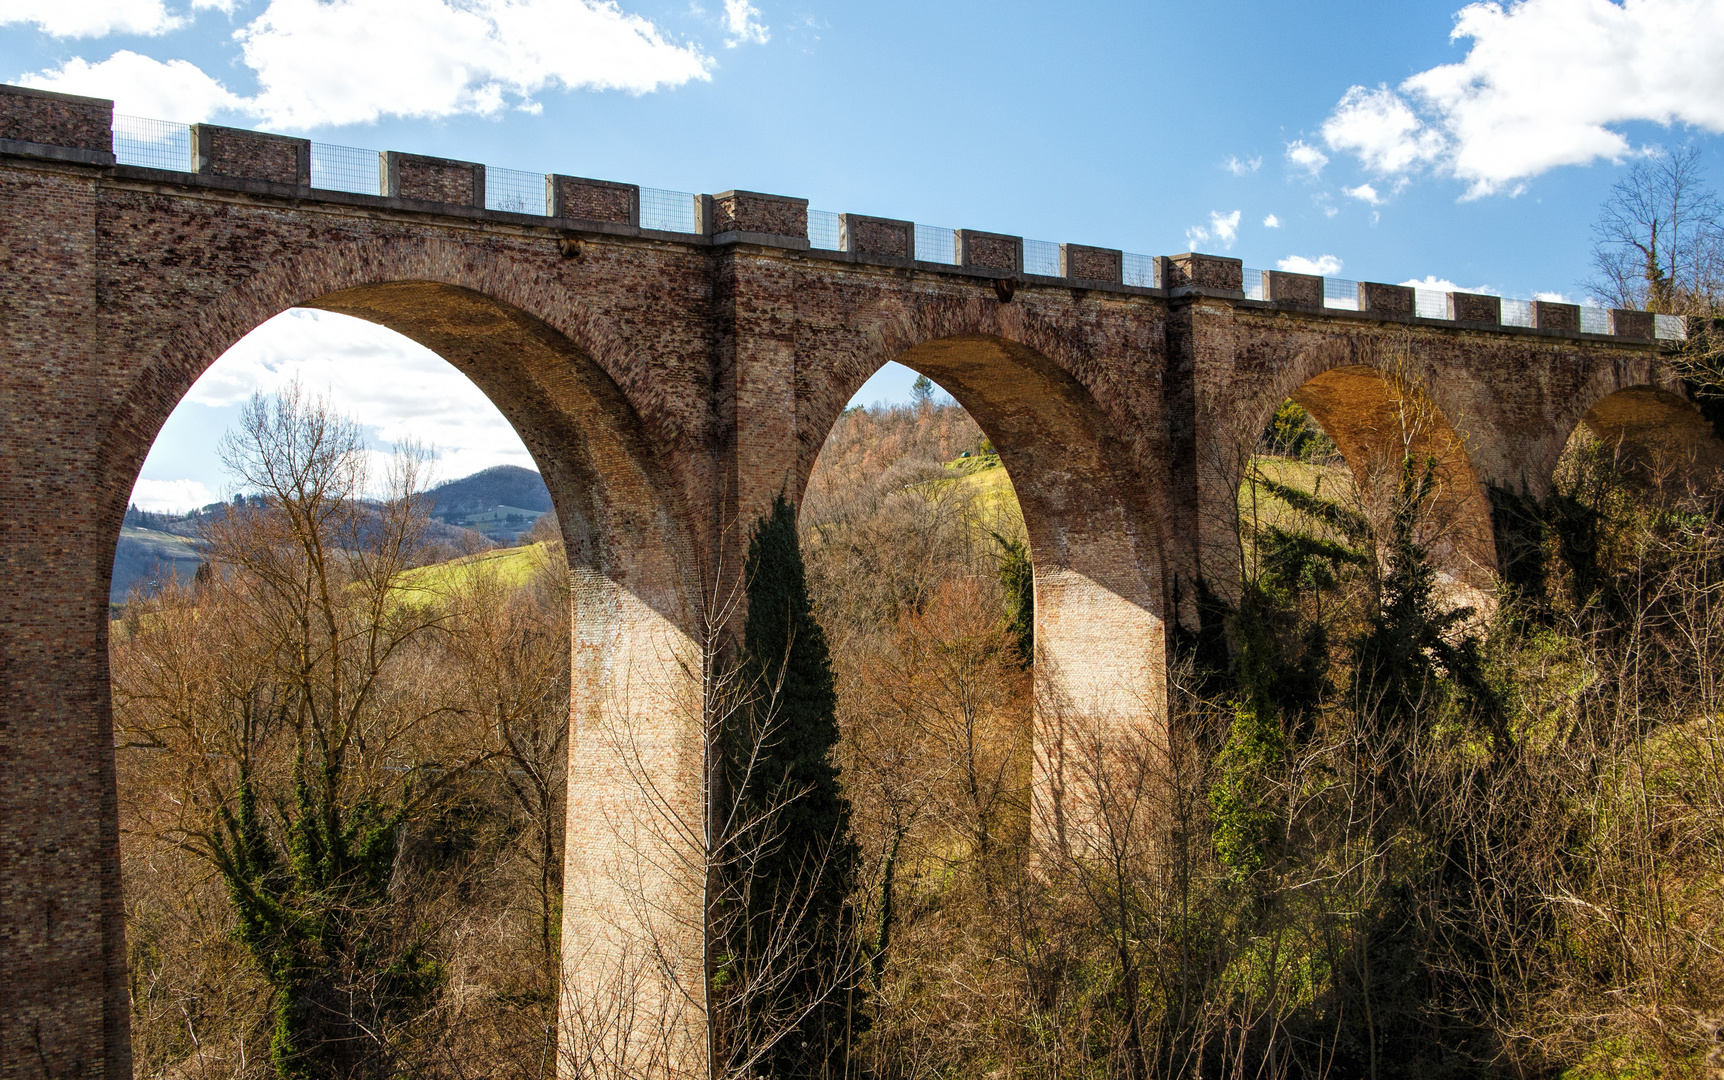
[1320,0,1724,197]
[1323,205,1339,218]
[1224,154,1262,175]
[1534,290,1571,302]
[723,0,768,45]
[18,0,712,129]
[0,0,182,37]
[1185,209,1243,251]
[1286,139,1328,177]
[130,478,217,514]
[1279,254,1343,276]
[20,51,247,120]
[1263,213,1281,228]
[185,309,536,486]
[1343,182,1384,205]
[239,0,711,128]
[1400,275,1494,294]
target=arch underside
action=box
[1576,385,1724,481]
[109,274,711,1075]
[1290,364,1498,602]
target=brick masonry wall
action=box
[392,155,479,205]
[712,190,807,238]
[199,127,306,185]
[0,145,1703,1079]
[0,85,111,150]
[553,177,634,224]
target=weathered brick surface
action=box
[550,175,635,224]
[193,124,308,185]
[1263,270,1322,307]
[958,229,1020,272]
[385,152,482,206]
[1359,281,1414,315]
[0,85,111,151]
[1533,299,1580,332]
[840,213,912,258]
[1062,244,1121,284]
[0,111,1711,1080]
[711,189,806,238]
[1613,308,1656,341]
[1449,291,1502,324]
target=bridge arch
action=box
[1234,335,1498,601]
[801,298,1170,849]
[98,237,711,1073]
[1556,368,1724,484]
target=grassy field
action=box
[396,540,556,595]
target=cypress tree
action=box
[727,493,860,1077]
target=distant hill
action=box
[111,526,204,604]
[427,465,551,542]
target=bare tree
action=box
[1588,146,1724,316]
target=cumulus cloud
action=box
[1279,254,1343,276]
[1320,0,1724,197]
[0,0,182,37]
[1224,154,1262,175]
[17,0,712,129]
[1286,140,1329,177]
[1263,213,1281,228]
[723,0,768,45]
[130,478,217,514]
[1401,274,1494,293]
[1343,182,1384,205]
[179,309,537,485]
[1186,209,1243,251]
[20,51,247,120]
[1534,290,1572,302]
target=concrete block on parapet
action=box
[1611,309,1655,341]
[384,151,485,208]
[1449,292,1501,325]
[958,230,1022,274]
[1061,244,1121,286]
[0,84,112,154]
[193,124,309,187]
[1263,270,1322,307]
[840,214,914,260]
[550,175,639,226]
[1358,282,1414,316]
[711,190,808,241]
[1532,300,1580,333]
[1166,253,1243,292]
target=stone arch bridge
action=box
[0,84,1712,1078]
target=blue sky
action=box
[6,0,1722,509]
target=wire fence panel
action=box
[1122,252,1159,288]
[1655,313,1689,340]
[114,115,189,171]
[1581,306,1612,334]
[914,225,958,265]
[485,167,545,215]
[1501,299,1534,328]
[808,210,841,251]
[1323,277,1360,310]
[1415,289,1448,319]
[1022,239,1059,277]
[311,143,381,195]
[1242,268,1265,301]
[640,187,699,233]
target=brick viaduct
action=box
[1,83,1716,1078]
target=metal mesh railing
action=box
[114,115,189,171]
[1242,268,1265,301]
[485,167,545,215]
[1323,277,1360,310]
[1655,314,1689,340]
[1414,289,1448,319]
[640,187,699,234]
[1501,299,1533,328]
[1122,253,1159,288]
[311,143,381,195]
[1022,239,1059,277]
[1581,306,1612,334]
[915,225,958,265]
[808,210,841,251]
